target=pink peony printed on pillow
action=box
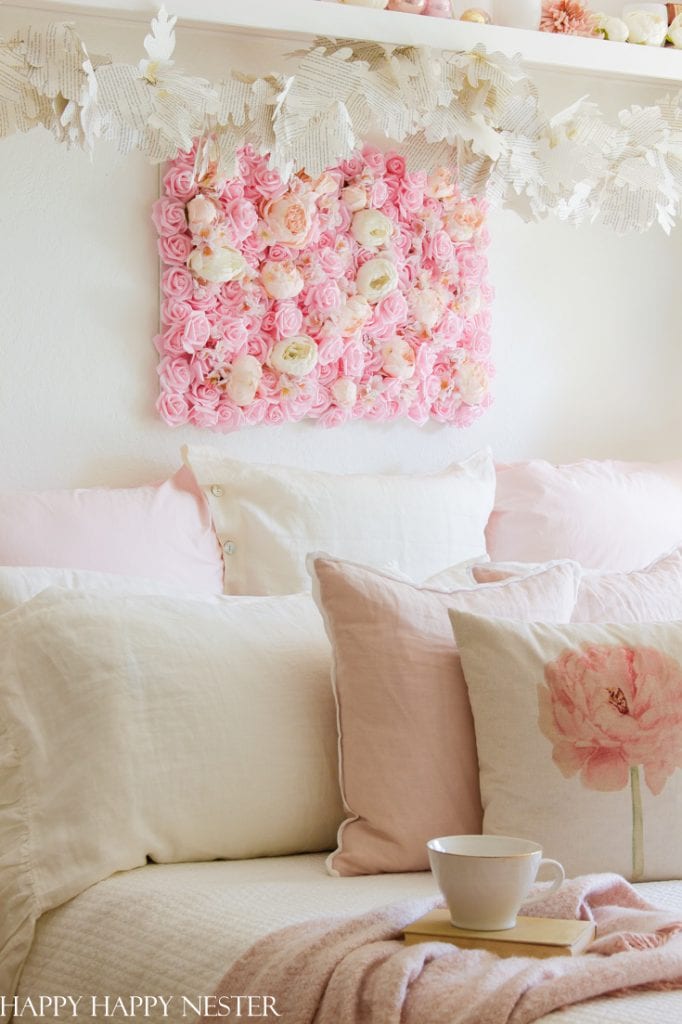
[538,644,682,880]
[153,144,494,431]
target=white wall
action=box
[1,6,681,489]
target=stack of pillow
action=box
[2,448,682,1003]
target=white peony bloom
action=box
[188,244,245,283]
[332,378,358,408]
[593,12,629,40]
[351,209,393,248]
[356,258,399,304]
[382,339,415,380]
[261,259,304,300]
[412,287,445,331]
[227,354,262,406]
[269,336,318,377]
[668,12,682,45]
[457,359,489,405]
[624,10,667,45]
[341,186,367,212]
[337,296,372,336]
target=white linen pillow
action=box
[0,587,342,1005]
[182,446,495,595]
[450,610,682,881]
[0,565,197,613]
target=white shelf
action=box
[5,0,682,86]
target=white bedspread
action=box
[17,855,682,1024]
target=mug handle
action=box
[523,858,565,906]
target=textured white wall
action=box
[1,7,681,489]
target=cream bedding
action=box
[17,855,682,1024]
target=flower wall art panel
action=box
[153,144,493,432]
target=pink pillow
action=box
[488,459,682,571]
[472,548,682,624]
[0,468,223,593]
[308,554,580,876]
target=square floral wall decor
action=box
[154,145,494,431]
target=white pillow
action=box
[0,587,342,1002]
[0,565,195,614]
[182,446,495,594]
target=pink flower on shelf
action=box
[540,0,595,35]
[539,643,682,879]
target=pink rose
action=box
[274,302,304,340]
[159,325,186,357]
[214,401,244,433]
[189,285,219,312]
[317,247,344,278]
[157,390,189,426]
[362,146,386,175]
[225,198,258,243]
[430,230,454,265]
[243,399,268,426]
[340,155,364,178]
[219,316,250,352]
[152,198,187,237]
[158,234,193,265]
[252,167,287,199]
[162,265,194,301]
[307,281,342,314]
[319,405,348,428]
[385,153,406,178]
[267,243,293,262]
[158,355,192,392]
[342,343,366,378]
[376,290,408,324]
[399,183,425,215]
[161,298,192,326]
[265,404,286,425]
[182,311,211,353]
[163,165,197,202]
[317,333,344,365]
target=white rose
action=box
[351,210,393,248]
[261,259,304,300]
[188,244,245,283]
[227,354,262,406]
[382,339,415,380]
[269,336,318,377]
[332,378,358,408]
[356,258,399,304]
[337,295,372,336]
[457,359,489,405]
[341,186,367,212]
[624,10,667,45]
[668,12,682,45]
[592,12,629,40]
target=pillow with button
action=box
[182,445,495,595]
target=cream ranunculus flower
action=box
[337,295,372,336]
[351,210,393,248]
[186,195,218,238]
[227,354,262,406]
[261,259,305,300]
[457,358,489,405]
[263,192,315,248]
[188,244,246,283]
[341,186,367,212]
[593,12,629,41]
[332,378,358,408]
[624,10,667,45]
[269,336,318,377]
[356,258,398,304]
[382,339,415,380]
[668,12,682,45]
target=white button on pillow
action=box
[183,446,496,595]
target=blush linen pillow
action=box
[469,547,682,624]
[308,555,580,876]
[183,446,495,595]
[0,467,223,593]
[487,459,682,571]
[450,611,682,882]
[0,587,343,1006]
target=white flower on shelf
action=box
[593,12,629,41]
[622,6,667,45]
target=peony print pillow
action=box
[450,612,682,881]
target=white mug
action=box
[427,834,565,931]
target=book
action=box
[403,910,595,959]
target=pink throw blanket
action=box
[204,874,682,1024]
